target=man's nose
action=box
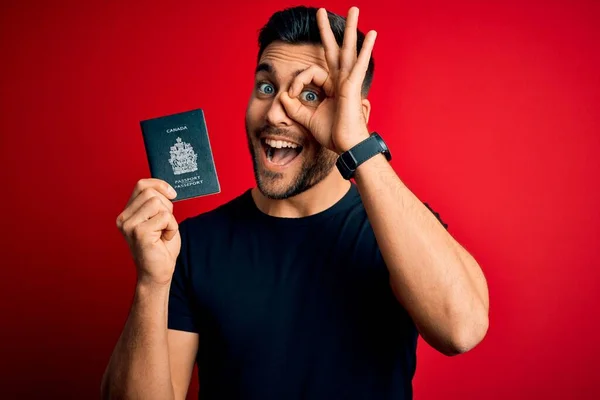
[265,93,293,127]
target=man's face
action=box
[245,42,337,200]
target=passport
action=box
[140,108,220,201]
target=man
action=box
[101,6,489,400]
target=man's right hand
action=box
[116,178,181,287]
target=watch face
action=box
[336,156,354,179]
[374,133,392,160]
[379,138,388,152]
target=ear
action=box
[361,98,371,124]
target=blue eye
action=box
[300,90,319,103]
[258,82,275,95]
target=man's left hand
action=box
[280,7,377,154]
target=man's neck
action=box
[251,172,351,218]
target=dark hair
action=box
[257,6,375,96]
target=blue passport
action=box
[140,108,220,201]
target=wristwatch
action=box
[336,132,392,179]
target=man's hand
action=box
[116,178,181,287]
[280,7,377,153]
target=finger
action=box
[133,210,178,247]
[117,187,174,230]
[316,8,339,71]
[288,64,332,98]
[142,210,179,242]
[341,7,359,75]
[127,178,177,207]
[279,91,314,129]
[120,195,170,238]
[160,212,179,242]
[348,30,377,88]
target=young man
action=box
[102,6,489,400]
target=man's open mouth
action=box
[261,138,303,166]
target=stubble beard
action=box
[245,123,337,200]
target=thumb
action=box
[280,92,312,129]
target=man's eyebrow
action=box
[255,63,273,75]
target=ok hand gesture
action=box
[280,7,377,154]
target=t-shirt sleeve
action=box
[423,202,448,229]
[168,219,199,333]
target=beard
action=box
[246,122,337,200]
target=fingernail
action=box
[169,186,177,197]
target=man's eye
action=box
[299,90,320,103]
[258,83,275,95]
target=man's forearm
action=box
[101,282,175,400]
[354,154,489,355]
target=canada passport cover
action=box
[140,108,220,201]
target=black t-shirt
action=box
[168,183,446,399]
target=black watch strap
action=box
[336,132,391,180]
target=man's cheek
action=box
[245,99,258,117]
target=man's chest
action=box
[189,227,398,347]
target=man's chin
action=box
[255,166,332,200]
[256,174,298,200]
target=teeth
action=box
[265,138,298,149]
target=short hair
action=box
[257,6,375,96]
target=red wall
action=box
[2,0,599,398]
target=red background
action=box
[1,0,599,398]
